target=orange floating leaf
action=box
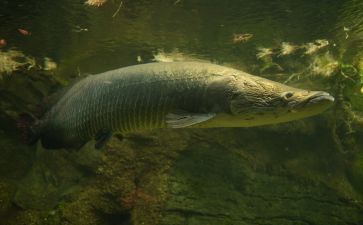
[85,0,108,7]
[0,39,6,47]
[18,28,31,36]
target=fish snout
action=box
[306,91,335,105]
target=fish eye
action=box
[282,92,294,100]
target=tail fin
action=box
[17,113,40,145]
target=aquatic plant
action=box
[43,57,57,71]
[303,39,329,55]
[0,50,58,82]
[256,47,275,59]
[309,52,340,77]
[0,50,36,76]
[279,42,300,56]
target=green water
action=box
[0,0,363,224]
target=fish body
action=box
[31,62,334,149]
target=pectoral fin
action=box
[166,111,216,128]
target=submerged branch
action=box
[112,1,123,18]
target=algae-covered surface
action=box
[1,0,363,225]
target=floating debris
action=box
[17,28,31,36]
[73,25,89,33]
[152,49,207,62]
[153,51,175,62]
[43,57,57,71]
[0,50,36,75]
[304,43,317,54]
[309,52,339,77]
[315,39,329,47]
[256,47,274,59]
[137,55,142,63]
[359,57,363,72]
[279,42,300,56]
[260,62,284,74]
[85,0,107,7]
[343,27,350,39]
[112,1,123,18]
[0,39,6,48]
[303,39,329,55]
[233,33,253,43]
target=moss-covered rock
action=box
[6,120,363,225]
[13,147,84,210]
[158,127,363,225]
[347,151,363,196]
[0,180,16,216]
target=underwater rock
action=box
[0,132,33,179]
[3,117,363,225]
[0,131,35,224]
[13,147,84,210]
[7,130,189,225]
[0,180,15,214]
[56,188,116,225]
[70,142,104,173]
[160,130,363,225]
[347,151,363,195]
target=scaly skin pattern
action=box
[36,62,333,149]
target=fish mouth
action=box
[306,91,335,105]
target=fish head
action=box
[229,76,335,126]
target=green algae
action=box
[0,50,36,76]
[347,151,363,196]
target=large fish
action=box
[22,62,334,149]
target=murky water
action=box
[0,1,355,73]
[0,0,362,225]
